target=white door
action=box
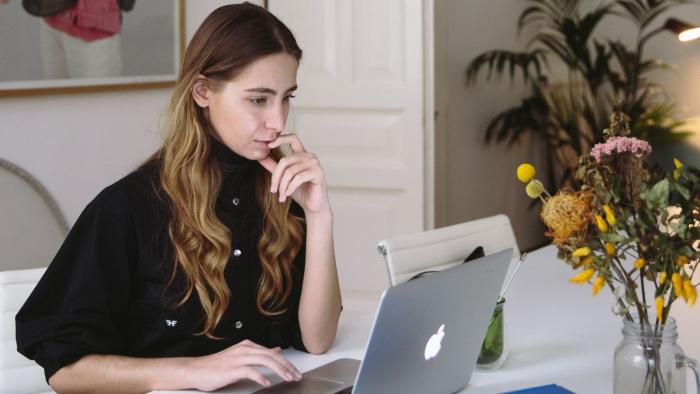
[269,0,427,292]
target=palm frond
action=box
[617,0,647,25]
[533,32,577,67]
[465,0,691,189]
[465,49,548,85]
[484,92,551,146]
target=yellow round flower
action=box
[592,276,605,296]
[633,258,645,270]
[674,158,683,169]
[525,180,544,198]
[658,272,667,285]
[677,255,689,266]
[517,163,536,183]
[672,273,683,298]
[683,278,694,303]
[596,215,609,233]
[581,256,594,266]
[656,296,664,319]
[603,204,617,226]
[572,247,591,257]
[605,242,616,256]
[569,267,595,284]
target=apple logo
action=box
[424,324,445,361]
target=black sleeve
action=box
[286,202,308,352]
[15,187,137,382]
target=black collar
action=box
[210,137,257,177]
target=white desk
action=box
[157,245,700,394]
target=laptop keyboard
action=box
[252,378,351,393]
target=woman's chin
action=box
[246,147,271,161]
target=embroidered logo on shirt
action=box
[165,319,178,327]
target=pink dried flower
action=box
[590,136,652,163]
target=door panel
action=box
[269,0,425,292]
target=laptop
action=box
[252,248,513,394]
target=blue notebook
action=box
[501,384,576,394]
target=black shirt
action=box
[15,140,308,381]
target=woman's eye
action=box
[249,97,267,104]
[283,94,296,102]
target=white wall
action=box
[434,0,700,251]
[0,0,247,227]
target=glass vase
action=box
[613,314,700,394]
[477,297,507,369]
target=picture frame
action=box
[0,0,185,97]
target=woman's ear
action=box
[192,75,211,108]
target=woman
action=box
[16,3,342,392]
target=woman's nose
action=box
[265,103,286,132]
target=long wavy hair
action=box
[154,3,304,338]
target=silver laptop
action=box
[254,248,513,394]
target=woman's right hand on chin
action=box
[185,339,303,391]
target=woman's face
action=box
[193,52,299,160]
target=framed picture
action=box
[0,0,185,96]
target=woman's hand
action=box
[185,339,302,391]
[258,133,331,216]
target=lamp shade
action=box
[664,18,700,42]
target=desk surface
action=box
[155,245,700,394]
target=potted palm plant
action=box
[466,0,692,189]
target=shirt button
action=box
[233,249,242,257]
[232,197,240,206]
[235,321,243,329]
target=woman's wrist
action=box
[304,207,333,223]
[149,356,198,390]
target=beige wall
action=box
[434,0,547,251]
[434,0,700,252]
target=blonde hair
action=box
[154,3,304,338]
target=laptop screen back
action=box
[352,248,513,394]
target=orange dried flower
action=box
[540,190,595,245]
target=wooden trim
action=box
[0,0,185,98]
[0,81,175,97]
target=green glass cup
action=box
[477,297,507,369]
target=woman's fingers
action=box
[268,133,305,153]
[234,354,302,382]
[284,171,316,200]
[277,162,312,201]
[229,341,301,377]
[237,345,300,375]
[270,154,306,194]
[232,366,271,387]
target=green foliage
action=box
[466,0,691,188]
[565,108,699,323]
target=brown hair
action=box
[156,3,304,338]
